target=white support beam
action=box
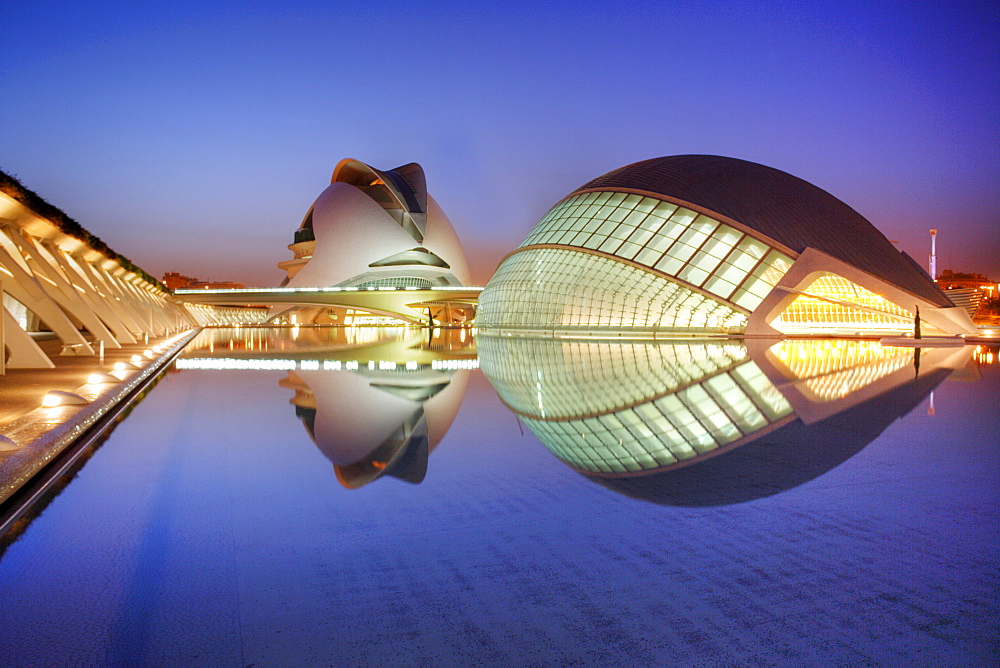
[2,227,118,350]
[47,244,137,344]
[1,306,55,369]
[0,242,95,354]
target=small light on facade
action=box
[42,391,89,407]
[131,354,144,364]
[143,349,153,358]
[87,372,117,384]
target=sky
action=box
[2,0,997,286]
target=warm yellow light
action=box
[87,373,115,384]
[143,349,153,358]
[42,390,88,407]
[131,354,143,364]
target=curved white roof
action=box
[425,194,470,285]
[287,182,417,289]
[285,160,470,289]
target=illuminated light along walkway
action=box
[176,286,483,325]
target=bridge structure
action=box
[176,286,483,325]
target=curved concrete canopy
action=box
[332,159,427,217]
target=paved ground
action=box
[0,336,166,429]
[0,332,193,500]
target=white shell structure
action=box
[280,159,469,290]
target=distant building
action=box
[478,155,976,337]
[935,270,997,319]
[163,272,246,291]
[936,270,996,296]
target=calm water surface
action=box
[0,327,996,665]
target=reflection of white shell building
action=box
[177,326,476,489]
[281,366,469,488]
[276,159,470,324]
[479,155,975,336]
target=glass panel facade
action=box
[514,191,793,319]
[478,336,751,420]
[477,337,794,475]
[352,277,435,289]
[477,247,747,332]
[773,273,915,333]
[769,339,914,401]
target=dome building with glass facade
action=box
[478,155,975,337]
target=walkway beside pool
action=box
[0,332,195,505]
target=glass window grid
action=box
[516,192,793,309]
[514,359,786,474]
[353,276,434,289]
[769,275,917,334]
[730,364,792,421]
[479,248,748,332]
[761,340,915,403]
[477,336,760,423]
[704,373,768,433]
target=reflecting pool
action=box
[0,327,996,664]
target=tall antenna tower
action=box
[929,229,937,279]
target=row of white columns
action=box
[0,221,194,370]
[184,304,270,326]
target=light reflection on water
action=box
[477,336,976,505]
[0,327,996,664]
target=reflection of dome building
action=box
[280,366,469,488]
[479,155,974,336]
[480,336,795,475]
[478,335,972,504]
[276,159,471,324]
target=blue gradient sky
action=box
[2,0,997,285]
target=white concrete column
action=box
[1,304,55,368]
[2,227,117,350]
[47,245,137,344]
[78,259,148,334]
[106,271,162,335]
[0,243,95,354]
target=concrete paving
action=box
[0,331,197,504]
[1,337,165,427]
